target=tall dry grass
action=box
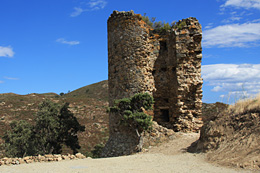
[228,94,260,115]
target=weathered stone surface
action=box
[38,154,45,162]
[25,159,33,164]
[103,10,203,157]
[143,121,175,147]
[69,154,76,160]
[18,158,25,164]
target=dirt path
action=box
[0,133,250,173]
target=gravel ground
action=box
[0,133,251,173]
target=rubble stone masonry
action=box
[102,10,203,157]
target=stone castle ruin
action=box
[102,10,203,157]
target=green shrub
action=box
[130,93,154,111]
[91,143,105,158]
[141,13,188,33]
[3,120,36,157]
[115,97,131,111]
[142,13,154,28]
[108,93,154,132]
[141,14,173,34]
[123,111,152,131]
[173,20,187,30]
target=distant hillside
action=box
[0,80,229,159]
[0,80,109,157]
[64,80,108,101]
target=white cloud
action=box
[0,46,14,57]
[203,21,260,47]
[222,0,260,10]
[204,23,214,29]
[202,64,260,94]
[4,77,19,80]
[88,0,107,10]
[70,0,107,17]
[56,38,80,45]
[252,18,260,22]
[221,16,242,23]
[70,7,84,17]
[0,81,4,84]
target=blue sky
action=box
[0,0,260,103]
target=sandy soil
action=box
[0,133,251,173]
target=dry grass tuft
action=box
[228,94,260,115]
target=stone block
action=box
[75,153,86,159]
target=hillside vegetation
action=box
[0,80,109,157]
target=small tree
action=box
[109,93,154,151]
[3,120,36,157]
[34,100,85,154]
[59,102,85,153]
[110,93,154,131]
[130,93,154,112]
[34,100,62,154]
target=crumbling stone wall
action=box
[164,18,203,131]
[102,10,203,157]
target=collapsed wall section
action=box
[150,18,203,132]
[166,18,203,131]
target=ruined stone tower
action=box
[103,10,203,157]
